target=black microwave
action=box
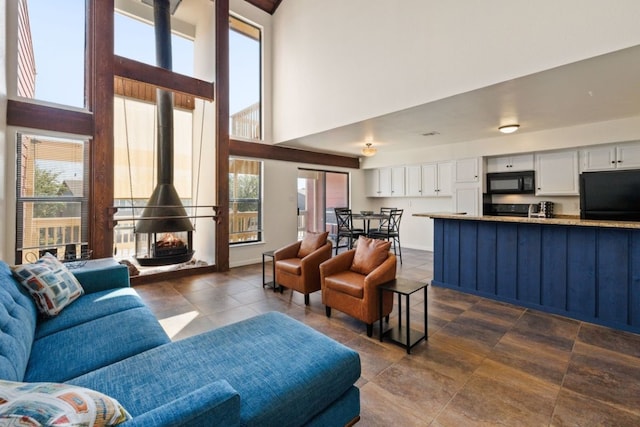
[487,171,535,194]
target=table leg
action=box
[398,294,402,330]
[405,294,411,354]
[424,286,428,340]
[379,288,384,342]
[262,254,266,288]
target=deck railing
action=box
[230,102,260,140]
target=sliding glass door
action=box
[297,169,348,240]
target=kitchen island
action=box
[415,213,640,334]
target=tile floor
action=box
[133,248,640,426]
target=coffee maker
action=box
[528,201,554,218]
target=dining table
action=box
[352,212,388,235]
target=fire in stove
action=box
[136,230,194,266]
[154,233,188,257]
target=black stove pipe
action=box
[135,0,193,234]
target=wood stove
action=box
[134,0,194,266]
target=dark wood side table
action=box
[262,250,280,292]
[378,278,428,354]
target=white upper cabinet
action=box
[405,165,423,196]
[390,166,405,197]
[455,158,480,183]
[581,142,640,172]
[366,167,404,197]
[421,162,452,197]
[535,150,579,196]
[486,154,534,172]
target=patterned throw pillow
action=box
[11,253,84,316]
[0,380,131,426]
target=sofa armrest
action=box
[123,380,241,427]
[71,259,130,293]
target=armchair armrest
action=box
[300,242,332,269]
[320,249,355,279]
[364,253,397,290]
[123,380,240,427]
[274,241,302,261]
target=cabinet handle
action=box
[618,160,623,163]
[611,161,616,164]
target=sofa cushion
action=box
[0,262,37,382]
[69,312,361,426]
[350,236,391,276]
[35,287,146,340]
[297,231,328,258]
[25,307,170,383]
[11,254,84,317]
[0,379,131,426]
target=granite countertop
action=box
[412,212,640,230]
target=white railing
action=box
[231,102,260,140]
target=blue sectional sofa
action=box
[0,258,361,426]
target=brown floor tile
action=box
[577,323,640,359]
[562,341,640,412]
[435,360,558,426]
[359,382,434,426]
[551,388,640,426]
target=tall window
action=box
[114,11,194,77]
[229,159,262,244]
[17,0,86,107]
[230,16,261,140]
[16,134,89,263]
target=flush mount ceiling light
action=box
[361,142,377,157]
[499,124,520,134]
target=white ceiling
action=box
[277,45,640,158]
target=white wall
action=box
[272,0,640,144]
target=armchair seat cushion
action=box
[324,272,365,299]
[276,258,302,275]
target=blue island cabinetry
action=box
[431,216,640,334]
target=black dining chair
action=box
[368,208,403,264]
[334,208,365,255]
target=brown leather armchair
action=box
[320,236,397,337]
[274,232,332,305]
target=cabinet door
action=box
[486,156,510,173]
[455,158,479,183]
[581,146,617,172]
[455,186,480,216]
[391,167,405,196]
[509,154,535,171]
[421,164,438,197]
[378,168,392,197]
[437,162,453,196]
[405,165,422,196]
[616,142,640,170]
[536,151,579,195]
[365,169,380,197]
[487,154,534,172]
